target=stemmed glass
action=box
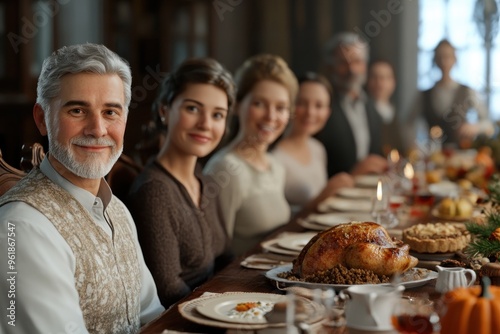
[371,178,399,228]
[311,288,347,329]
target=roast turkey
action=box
[292,221,418,277]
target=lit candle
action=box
[389,149,400,165]
[404,162,414,179]
[403,162,416,193]
[372,179,386,213]
[376,179,383,201]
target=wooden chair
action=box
[106,153,142,202]
[20,142,46,172]
[0,148,26,196]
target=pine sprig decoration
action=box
[487,174,500,204]
[464,173,500,259]
[465,239,500,259]
[465,211,500,238]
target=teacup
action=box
[340,284,404,331]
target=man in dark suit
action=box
[316,32,387,177]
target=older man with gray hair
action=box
[0,43,164,334]
[316,32,387,177]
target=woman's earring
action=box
[160,116,166,123]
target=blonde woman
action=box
[203,54,297,256]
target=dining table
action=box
[139,190,449,334]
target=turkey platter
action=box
[292,221,418,277]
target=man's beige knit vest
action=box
[0,169,141,333]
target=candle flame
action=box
[376,179,383,201]
[389,149,400,163]
[404,162,414,179]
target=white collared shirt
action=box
[375,101,395,124]
[0,157,164,334]
[341,94,370,161]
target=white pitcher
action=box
[435,265,476,293]
[340,284,405,331]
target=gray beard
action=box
[48,134,122,179]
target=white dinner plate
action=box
[196,292,285,324]
[337,187,376,199]
[179,292,325,329]
[317,197,372,213]
[261,238,302,256]
[265,264,438,291]
[428,181,459,197]
[297,218,330,231]
[275,232,316,252]
[304,212,374,227]
[354,175,381,188]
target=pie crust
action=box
[402,223,471,253]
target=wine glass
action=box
[391,296,440,334]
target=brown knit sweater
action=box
[126,160,232,307]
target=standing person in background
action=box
[203,54,297,256]
[127,58,234,308]
[272,72,354,215]
[405,39,494,149]
[366,59,405,155]
[317,32,387,177]
[0,43,164,334]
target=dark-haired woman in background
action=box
[272,72,354,215]
[405,39,494,149]
[127,58,235,307]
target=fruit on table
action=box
[457,179,473,190]
[438,198,456,217]
[456,197,473,218]
[437,197,473,218]
[425,169,442,184]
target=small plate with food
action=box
[196,293,283,324]
[179,292,325,329]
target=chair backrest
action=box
[20,142,46,172]
[106,153,142,202]
[0,148,26,196]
